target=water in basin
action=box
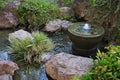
[68,23,104,37]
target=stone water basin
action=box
[67,23,105,49]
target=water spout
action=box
[79,23,92,33]
[83,23,91,30]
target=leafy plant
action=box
[0,0,13,9]
[90,0,97,6]
[72,73,93,80]
[73,45,120,80]
[9,31,53,64]
[0,0,5,8]
[18,0,59,28]
[93,46,120,80]
[61,0,73,6]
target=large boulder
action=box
[45,53,93,80]
[0,1,20,29]
[9,29,33,40]
[0,59,19,75]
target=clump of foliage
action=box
[18,0,59,28]
[90,0,120,44]
[73,45,120,80]
[9,31,53,64]
[0,0,5,8]
[92,46,120,80]
[0,0,13,9]
[73,73,93,80]
[61,0,73,6]
[90,0,120,13]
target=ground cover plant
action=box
[9,31,53,64]
[0,0,5,8]
[18,0,59,28]
[61,0,73,6]
[73,45,120,80]
[0,0,13,9]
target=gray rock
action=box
[34,52,54,64]
[0,59,19,75]
[9,29,33,40]
[45,52,93,80]
[59,7,74,19]
[44,19,73,32]
[0,0,20,28]
[3,0,20,16]
[0,74,12,80]
[40,52,54,63]
[44,19,62,32]
[61,20,73,30]
[0,11,18,28]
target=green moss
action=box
[9,31,53,64]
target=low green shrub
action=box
[61,0,73,6]
[0,0,13,9]
[0,0,5,8]
[93,46,120,80]
[9,31,53,64]
[73,45,120,80]
[18,0,59,28]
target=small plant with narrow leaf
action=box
[9,31,53,64]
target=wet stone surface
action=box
[0,30,13,60]
[13,65,48,80]
[48,31,72,54]
[0,30,12,51]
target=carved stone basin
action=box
[67,23,105,56]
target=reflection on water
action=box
[0,30,13,51]
[48,31,72,54]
